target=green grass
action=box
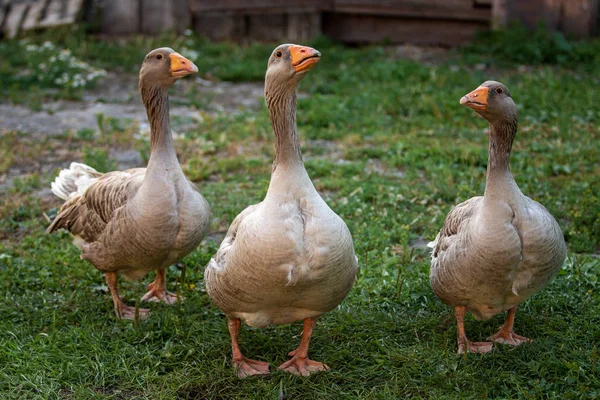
[1,28,599,399]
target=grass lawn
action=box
[1,28,599,399]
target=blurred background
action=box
[1,0,598,43]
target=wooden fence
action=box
[1,0,598,45]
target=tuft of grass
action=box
[1,28,599,398]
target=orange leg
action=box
[105,272,150,320]
[141,268,181,304]
[455,306,493,354]
[488,306,532,346]
[228,318,270,378]
[279,317,331,376]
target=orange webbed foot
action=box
[279,350,330,377]
[141,287,181,305]
[233,357,270,378]
[488,330,532,346]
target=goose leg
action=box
[455,306,493,354]
[141,268,181,304]
[105,272,150,320]
[487,306,532,346]
[279,317,330,376]
[228,317,270,378]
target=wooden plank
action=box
[192,0,326,13]
[561,0,595,38]
[593,0,599,35]
[141,0,174,34]
[247,13,287,41]
[101,0,138,34]
[171,0,191,33]
[193,13,246,41]
[37,0,83,28]
[287,12,321,41]
[0,0,9,27]
[332,0,491,21]
[4,1,27,37]
[21,0,44,30]
[491,0,508,29]
[334,0,475,11]
[323,12,486,46]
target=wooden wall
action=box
[0,0,83,38]
[1,0,598,44]
[191,0,323,42]
[190,0,491,46]
[496,0,599,39]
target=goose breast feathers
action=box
[206,175,357,328]
[430,194,566,320]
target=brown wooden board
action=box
[192,0,327,13]
[323,12,486,46]
[141,0,174,34]
[37,0,83,27]
[0,0,9,27]
[21,0,44,30]
[332,0,490,21]
[171,0,191,33]
[193,13,247,42]
[561,0,596,38]
[5,1,27,37]
[287,12,321,41]
[101,0,139,34]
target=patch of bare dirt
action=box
[0,74,265,195]
[0,73,264,138]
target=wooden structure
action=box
[492,0,599,38]
[190,0,492,46]
[1,0,598,44]
[0,0,83,38]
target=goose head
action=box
[139,47,198,90]
[460,81,518,125]
[265,44,321,91]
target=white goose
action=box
[205,44,358,377]
[47,48,211,320]
[430,81,566,354]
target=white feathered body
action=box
[48,162,210,280]
[205,165,358,328]
[430,186,566,320]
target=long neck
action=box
[484,118,519,197]
[141,84,179,171]
[266,84,303,169]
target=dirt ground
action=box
[0,73,264,195]
[0,73,264,137]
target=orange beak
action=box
[460,86,489,110]
[289,45,321,73]
[170,52,198,77]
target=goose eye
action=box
[156,54,163,60]
[276,51,283,58]
[496,87,503,94]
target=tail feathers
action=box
[50,162,102,200]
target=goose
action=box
[205,44,358,377]
[429,81,566,354]
[47,48,211,320]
